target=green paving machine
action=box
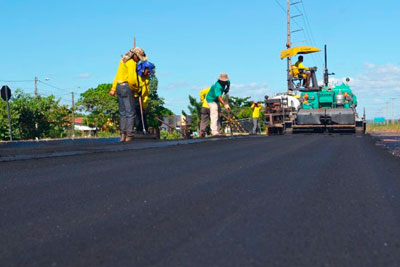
[284,45,366,133]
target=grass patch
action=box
[367,122,400,133]
[96,131,120,138]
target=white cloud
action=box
[188,85,208,92]
[157,72,170,77]
[165,81,189,90]
[364,63,376,69]
[323,63,400,95]
[77,73,91,79]
[326,77,349,86]
[373,98,384,104]
[351,63,400,93]
[333,63,400,118]
[230,82,269,101]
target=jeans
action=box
[117,83,135,136]
[252,118,260,134]
[200,107,210,137]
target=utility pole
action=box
[34,76,38,97]
[71,92,75,138]
[286,0,291,92]
[391,97,395,124]
[34,76,39,137]
[3,86,13,141]
[385,101,389,124]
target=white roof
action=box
[75,125,96,131]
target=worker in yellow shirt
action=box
[294,55,312,88]
[251,101,263,134]
[135,61,155,133]
[199,88,210,137]
[109,47,147,142]
[199,87,222,137]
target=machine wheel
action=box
[356,125,365,135]
[355,121,366,135]
[284,127,293,135]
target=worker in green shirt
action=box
[206,73,231,136]
[199,87,222,137]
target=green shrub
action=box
[160,130,182,140]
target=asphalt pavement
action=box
[1,134,400,267]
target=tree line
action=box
[0,77,263,141]
[0,75,172,141]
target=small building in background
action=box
[161,115,192,132]
[74,117,97,137]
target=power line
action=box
[38,80,70,93]
[274,0,305,34]
[300,1,317,46]
[0,79,34,83]
[274,0,319,67]
[293,5,312,42]
[1,78,71,94]
[274,0,286,12]
[299,1,324,66]
[274,1,310,44]
[291,4,320,66]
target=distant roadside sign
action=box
[1,85,12,101]
[374,117,385,123]
[1,85,13,140]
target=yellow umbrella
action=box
[280,46,321,59]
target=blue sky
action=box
[1,0,400,119]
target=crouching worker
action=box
[135,61,156,133]
[206,73,231,136]
[109,47,147,142]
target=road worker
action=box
[251,101,263,134]
[206,73,231,136]
[199,88,222,137]
[109,47,147,142]
[135,61,155,133]
[294,55,311,88]
[199,88,211,137]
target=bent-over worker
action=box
[109,47,147,142]
[206,73,231,136]
[199,88,222,137]
[135,61,155,133]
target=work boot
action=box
[125,136,133,142]
[120,134,126,142]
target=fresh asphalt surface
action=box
[1,134,400,267]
